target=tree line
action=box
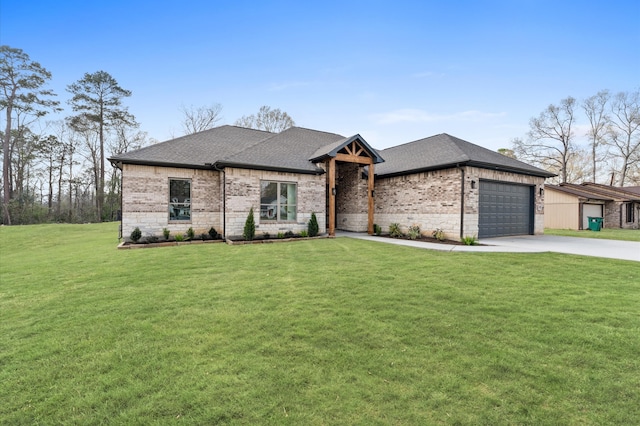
[508,90,640,186]
[1,45,295,225]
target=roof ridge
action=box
[216,127,282,162]
[582,182,640,197]
[289,126,346,139]
[380,133,448,152]
[223,124,275,135]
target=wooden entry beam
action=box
[328,157,336,236]
[368,163,374,234]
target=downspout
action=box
[210,163,226,240]
[458,164,465,239]
[111,160,123,240]
[119,165,123,240]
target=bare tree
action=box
[606,90,640,186]
[0,45,60,224]
[582,90,610,183]
[179,103,223,135]
[234,105,295,132]
[513,97,577,183]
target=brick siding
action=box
[121,164,222,239]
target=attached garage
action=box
[478,180,533,238]
[582,204,603,230]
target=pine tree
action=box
[243,208,255,241]
[308,212,319,237]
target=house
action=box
[544,183,640,230]
[109,125,554,241]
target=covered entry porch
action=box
[310,135,384,236]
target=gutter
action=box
[214,161,325,176]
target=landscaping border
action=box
[117,239,224,250]
[225,235,331,245]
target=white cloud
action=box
[372,109,507,125]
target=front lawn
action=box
[545,227,640,241]
[1,223,639,424]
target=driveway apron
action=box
[337,232,640,262]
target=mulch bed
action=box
[374,234,477,246]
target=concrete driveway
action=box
[337,232,640,262]
[481,235,640,262]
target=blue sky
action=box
[2,0,639,151]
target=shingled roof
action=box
[545,183,640,201]
[374,133,554,178]
[545,184,613,201]
[110,126,553,179]
[109,125,273,169]
[218,127,351,174]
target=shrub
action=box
[308,212,319,237]
[243,208,256,241]
[284,230,295,238]
[208,227,218,239]
[432,228,445,241]
[408,225,421,240]
[186,227,195,240]
[277,232,285,239]
[199,233,208,240]
[461,235,478,245]
[374,224,382,236]
[162,228,170,240]
[299,230,308,238]
[389,223,403,238]
[130,227,142,243]
[174,234,184,242]
[146,235,159,244]
[263,232,270,239]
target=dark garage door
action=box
[479,181,533,238]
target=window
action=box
[260,181,297,221]
[625,203,635,223]
[169,179,191,221]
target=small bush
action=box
[308,212,319,237]
[374,224,382,236]
[199,233,208,240]
[208,227,218,239]
[186,227,195,240]
[263,232,270,239]
[130,227,142,243]
[284,230,295,238]
[243,208,256,241]
[277,232,285,239]
[162,228,170,240]
[146,235,159,244]
[461,235,478,245]
[432,228,446,241]
[408,225,421,240]
[389,223,403,238]
[299,230,308,238]
[174,234,184,242]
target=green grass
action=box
[1,223,639,424]
[545,227,640,241]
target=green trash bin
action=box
[588,216,603,231]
